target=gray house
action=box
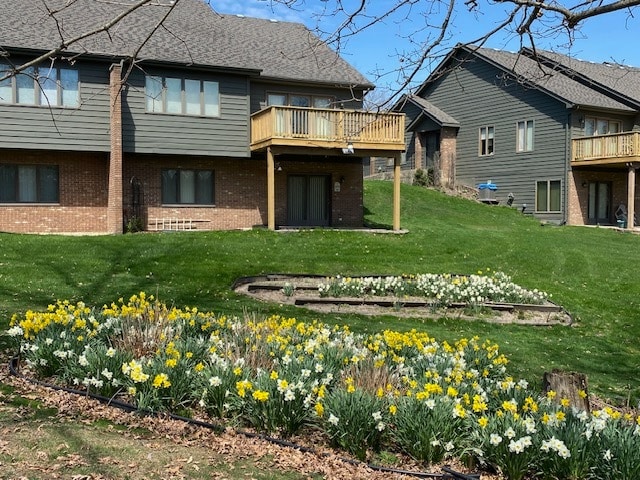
[0,0,404,234]
[396,44,640,227]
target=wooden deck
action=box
[250,106,405,152]
[572,131,640,166]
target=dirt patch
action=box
[234,275,573,326]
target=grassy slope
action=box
[0,180,638,403]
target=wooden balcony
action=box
[572,131,640,166]
[250,106,405,153]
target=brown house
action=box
[0,0,404,234]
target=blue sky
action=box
[211,0,640,95]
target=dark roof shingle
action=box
[0,0,373,87]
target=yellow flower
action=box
[270,370,279,380]
[555,411,566,422]
[578,390,588,399]
[165,358,177,368]
[560,398,570,408]
[152,373,171,389]
[478,416,488,428]
[252,390,269,402]
[194,362,204,372]
[314,402,324,417]
[547,390,557,400]
[389,404,397,416]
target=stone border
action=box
[233,274,573,326]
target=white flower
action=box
[372,411,383,422]
[603,449,613,461]
[209,376,222,387]
[7,325,24,337]
[431,439,441,447]
[315,363,324,373]
[300,369,311,378]
[425,398,436,409]
[376,422,385,432]
[505,427,516,439]
[101,369,113,381]
[489,434,502,446]
[45,338,54,345]
[284,390,296,402]
[328,414,339,426]
[509,439,524,454]
[106,347,116,357]
[78,354,89,367]
[445,441,454,452]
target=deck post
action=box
[627,164,636,229]
[267,147,276,230]
[393,153,401,231]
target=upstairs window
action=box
[146,76,219,117]
[479,126,495,156]
[584,117,621,136]
[0,164,59,203]
[267,93,334,108]
[516,120,534,152]
[161,169,214,205]
[0,62,79,107]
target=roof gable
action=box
[0,0,373,88]
[415,44,634,113]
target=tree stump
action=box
[542,370,590,412]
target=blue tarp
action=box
[478,182,497,190]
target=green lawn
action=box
[1,180,639,404]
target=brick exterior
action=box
[0,150,364,233]
[0,150,109,233]
[438,127,457,189]
[107,64,124,234]
[567,169,636,225]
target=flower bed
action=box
[7,293,639,480]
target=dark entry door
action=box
[287,175,330,226]
[588,181,611,224]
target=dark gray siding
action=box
[0,59,111,151]
[423,57,570,222]
[123,68,250,157]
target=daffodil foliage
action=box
[8,293,640,479]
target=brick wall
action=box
[567,169,633,225]
[0,150,109,234]
[1,150,365,233]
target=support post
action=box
[107,63,124,234]
[628,164,636,229]
[393,153,401,231]
[267,147,276,230]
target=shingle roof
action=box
[416,44,635,112]
[0,0,373,88]
[405,95,459,128]
[522,48,640,107]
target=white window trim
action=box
[479,125,495,156]
[145,75,220,117]
[516,120,534,152]
[0,63,79,108]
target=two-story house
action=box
[397,44,640,228]
[0,0,405,234]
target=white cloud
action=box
[208,0,308,24]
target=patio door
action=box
[287,175,330,226]
[587,181,612,224]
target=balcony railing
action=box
[572,131,640,164]
[250,106,405,152]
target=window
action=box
[536,180,561,213]
[479,126,494,156]
[145,76,219,117]
[517,120,534,152]
[267,93,334,108]
[161,169,214,205]
[0,62,79,107]
[0,164,59,203]
[584,117,621,135]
